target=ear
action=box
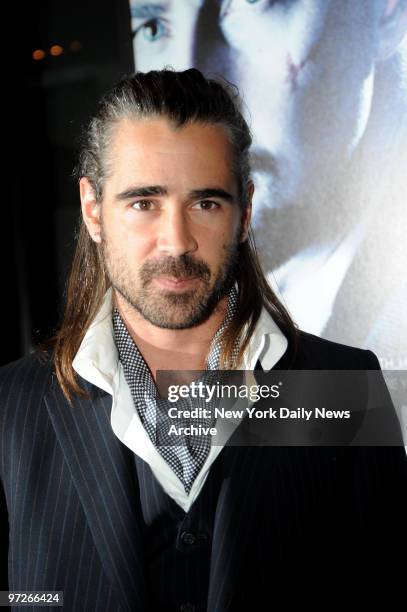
[376,0,407,61]
[240,181,254,243]
[80,177,102,243]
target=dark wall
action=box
[3,0,134,365]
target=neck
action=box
[113,290,229,378]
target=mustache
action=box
[139,255,211,285]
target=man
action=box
[130,0,407,366]
[1,69,406,611]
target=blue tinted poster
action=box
[130,0,407,368]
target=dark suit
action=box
[1,330,407,611]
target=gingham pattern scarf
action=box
[112,287,239,494]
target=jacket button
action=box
[180,604,196,612]
[181,531,196,545]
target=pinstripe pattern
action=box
[133,452,222,610]
[0,354,146,611]
[1,333,407,610]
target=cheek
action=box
[206,219,242,261]
[196,226,235,267]
[102,209,155,257]
[223,2,328,121]
[286,53,309,91]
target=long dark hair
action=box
[44,69,298,403]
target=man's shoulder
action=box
[289,329,380,370]
[0,350,54,401]
[0,352,57,448]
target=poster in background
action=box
[129,0,407,368]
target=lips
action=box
[160,275,195,283]
[153,275,197,289]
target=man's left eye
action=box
[193,200,219,211]
[131,200,154,210]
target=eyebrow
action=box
[131,3,168,20]
[115,185,235,203]
[131,0,204,19]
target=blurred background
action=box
[4,0,134,365]
[5,0,407,369]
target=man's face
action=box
[91,118,249,329]
[131,0,383,252]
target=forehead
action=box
[106,117,236,190]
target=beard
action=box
[100,232,240,330]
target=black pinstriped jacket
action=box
[1,330,407,611]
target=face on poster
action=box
[129,0,407,366]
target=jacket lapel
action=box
[44,378,149,612]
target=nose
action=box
[156,209,198,257]
[192,2,233,77]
